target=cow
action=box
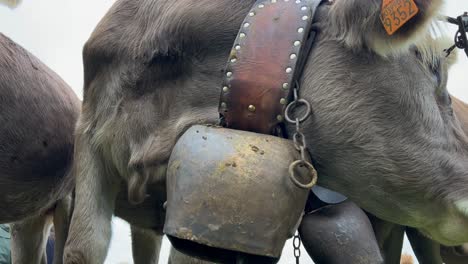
[63,0,468,263]
[0,33,80,263]
[364,97,468,264]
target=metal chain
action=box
[285,83,318,264]
[284,83,318,190]
[293,232,301,264]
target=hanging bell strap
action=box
[218,0,323,134]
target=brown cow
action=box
[0,33,80,263]
[64,0,468,263]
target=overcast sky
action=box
[1,1,467,263]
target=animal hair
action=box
[65,0,468,260]
[413,34,458,72]
[327,0,443,57]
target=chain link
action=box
[293,232,301,264]
[285,83,318,264]
[285,84,317,190]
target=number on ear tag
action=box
[380,0,419,35]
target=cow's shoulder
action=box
[83,0,253,81]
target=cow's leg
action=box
[11,213,52,264]
[53,195,73,264]
[367,214,405,264]
[64,137,120,264]
[406,227,443,264]
[299,201,384,264]
[130,225,162,264]
[168,247,214,264]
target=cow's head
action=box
[301,0,468,245]
[82,0,467,246]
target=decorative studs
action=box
[248,105,256,112]
[298,27,304,33]
[244,22,250,28]
[280,98,287,105]
[230,58,237,63]
[301,6,307,11]
[294,40,301,46]
[295,0,301,3]
[239,33,246,38]
[277,115,284,121]
[290,54,297,60]
[302,15,309,20]
[223,86,229,93]
[286,67,292,73]
[235,45,241,50]
[258,3,265,8]
[284,0,289,2]
[272,0,277,3]
[221,102,227,108]
[226,71,233,77]
[249,11,255,17]
[282,83,289,89]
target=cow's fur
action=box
[328,0,443,56]
[0,33,79,263]
[302,1,468,245]
[65,0,468,262]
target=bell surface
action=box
[164,125,311,262]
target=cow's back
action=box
[0,33,80,221]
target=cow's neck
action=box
[452,96,468,135]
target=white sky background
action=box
[1,1,468,263]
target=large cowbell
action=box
[163,0,322,262]
[164,125,311,263]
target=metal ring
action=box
[285,99,311,123]
[288,160,317,189]
[293,132,306,150]
[293,235,301,248]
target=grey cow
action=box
[0,33,80,263]
[64,0,468,263]
[0,31,201,264]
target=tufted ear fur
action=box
[456,199,468,218]
[0,0,22,8]
[327,0,443,56]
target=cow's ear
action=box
[327,0,443,56]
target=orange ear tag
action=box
[380,0,419,35]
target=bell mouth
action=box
[167,235,279,264]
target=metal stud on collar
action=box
[219,0,322,134]
[215,0,325,262]
[218,1,320,184]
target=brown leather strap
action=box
[219,0,322,134]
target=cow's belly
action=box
[114,183,166,233]
[0,175,60,223]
